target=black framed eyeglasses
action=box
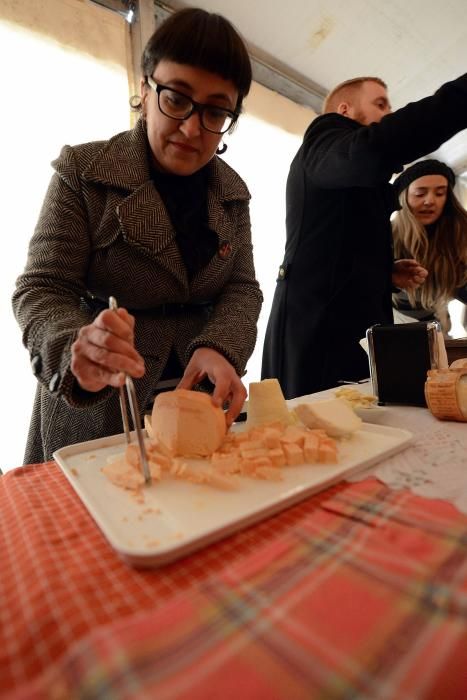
[146,76,238,135]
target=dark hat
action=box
[393,159,456,195]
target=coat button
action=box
[31,354,42,376]
[278,266,286,280]
[49,372,61,393]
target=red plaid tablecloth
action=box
[1,461,467,699]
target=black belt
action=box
[84,296,215,317]
[156,301,214,316]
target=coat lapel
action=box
[82,119,151,190]
[82,121,251,295]
[190,157,251,294]
[82,121,187,288]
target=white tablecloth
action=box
[295,383,467,514]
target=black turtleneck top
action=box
[151,166,218,279]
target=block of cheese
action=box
[247,378,292,427]
[294,398,362,437]
[151,389,227,457]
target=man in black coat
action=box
[262,74,467,399]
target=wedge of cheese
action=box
[151,389,227,457]
[294,398,362,438]
[247,378,292,427]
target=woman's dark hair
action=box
[141,8,252,113]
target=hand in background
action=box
[71,308,145,392]
[392,258,428,290]
[178,347,247,427]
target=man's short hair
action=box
[323,76,387,113]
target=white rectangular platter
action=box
[54,423,412,568]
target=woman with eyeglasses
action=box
[12,8,262,464]
[392,159,467,335]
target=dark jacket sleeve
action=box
[302,73,467,189]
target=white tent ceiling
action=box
[162,0,467,177]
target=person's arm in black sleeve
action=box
[302,73,467,189]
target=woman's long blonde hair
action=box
[392,186,467,310]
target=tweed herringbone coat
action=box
[13,120,262,464]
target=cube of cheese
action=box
[262,428,282,449]
[280,425,308,447]
[268,448,286,467]
[303,433,320,462]
[282,443,304,466]
[318,442,338,464]
[240,447,270,460]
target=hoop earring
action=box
[216,141,228,155]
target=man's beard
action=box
[353,109,368,125]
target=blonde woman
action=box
[392,159,467,335]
